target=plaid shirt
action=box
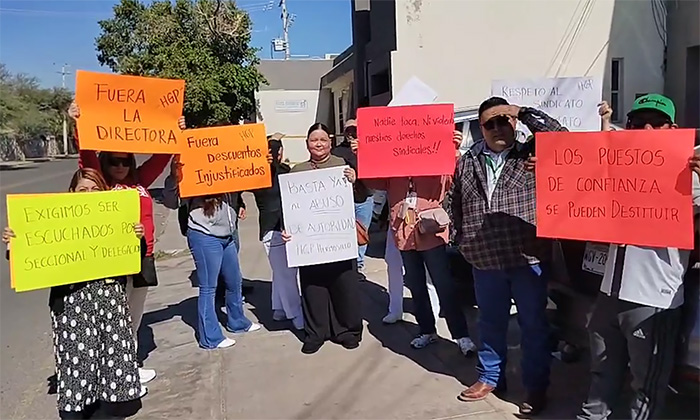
[451,107,566,270]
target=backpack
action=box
[178,203,189,236]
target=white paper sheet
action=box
[279,166,358,267]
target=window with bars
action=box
[611,58,623,123]
[338,96,344,131]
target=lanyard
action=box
[408,177,415,194]
[483,154,506,177]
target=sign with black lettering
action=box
[6,190,141,292]
[492,77,602,133]
[357,104,456,178]
[178,124,271,197]
[536,130,695,249]
[279,166,358,267]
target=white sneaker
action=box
[138,368,156,384]
[457,337,477,356]
[272,310,286,321]
[139,385,148,398]
[410,333,438,349]
[216,338,236,349]
[243,323,262,333]
[382,312,403,324]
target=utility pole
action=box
[279,0,293,59]
[56,64,71,155]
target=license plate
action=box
[582,242,608,276]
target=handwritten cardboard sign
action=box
[536,129,695,249]
[75,70,185,154]
[279,166,358,267]
[492,77,602,134]
[7,190,141,292]
[178,124,271,197]
[357,103,455,178]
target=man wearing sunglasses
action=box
[577,94,700,420]
[452,97,566,415]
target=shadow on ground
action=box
[139,295,198,362]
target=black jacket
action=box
[332,142,371,203]
[251,161,290,241]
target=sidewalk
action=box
[138,197,698,420]
[0,155,78,171]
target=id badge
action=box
[405,192,418,209]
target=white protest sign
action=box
[279,166,358,267]
[390,76,438,106]
[491,77,602,134]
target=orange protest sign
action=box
[75,70,185,154]
[357,104,456,178]
[536,129,695,249]
[178,124,272,198]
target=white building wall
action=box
[390,0,664,116]
[256,89,324,163]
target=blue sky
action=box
[0,0,352,88]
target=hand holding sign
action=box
[690,149,700,176]
[2,226,16,245]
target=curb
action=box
[154,248,191,261]
[0,162,38,171]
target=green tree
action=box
[0,64,74,159]
[96,0,266,127]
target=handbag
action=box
[356,220,369,246]
[417,207,450,235]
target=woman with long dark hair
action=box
[68,102,168,384]
[3,168,145,419]
[162,156,261,349]
[282,123,363,354]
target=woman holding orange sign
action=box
[68,102,169,385]
[162,142,273,349]
[3,168,146,419]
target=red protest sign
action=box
[357,104,455,178]
[536,129,695,249]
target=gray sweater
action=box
[163,175,239,238]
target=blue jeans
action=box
[354,196,374,268]
[187,229,252,349]
[472,263,551,392]
[400,245,470,339]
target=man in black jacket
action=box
[332,119,373,272]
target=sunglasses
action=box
[107,156,132,167]
[482,115,512,131]
[626,115,672,129]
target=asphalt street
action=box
[0,159,81,419]
[0,158,170,419]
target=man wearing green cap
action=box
[577,94,700,420]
